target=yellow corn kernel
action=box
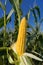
[11,17,27,56]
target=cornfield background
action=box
[0,0,43,65]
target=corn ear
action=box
[11,17,27,56]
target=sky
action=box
[0,0,43,32]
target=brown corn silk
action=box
[11,17,27,56]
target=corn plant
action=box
[0,0,43,65]
[26,6,43,65]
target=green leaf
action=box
[9,0,14,6]
[0,15,11,28]
[20,56,32,65]
[26,10,30,20]
[40,18,43,24]
[8,53,14,64]
[28,24,36,32]
[20,57,26,65]
[25,56,32,65]
[34,6,40,18]
[7,8,14,20]
[30,6,40,23]
[19,0,22,4]
[0,57,3,65]
[31,8,37,23]
[0,2,5,11]
[24,53,43,61]
[9,0,22,5]
[8,49,20,64]
[31,51,43,58]
[0,48,6,56]
[9,0,22,23]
